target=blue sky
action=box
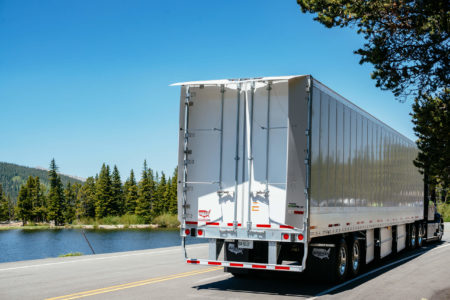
[0,0,417,180]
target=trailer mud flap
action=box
[306,244,336,279]
[224,241,250,274]
[225,241,249,261]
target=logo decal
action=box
[312,248,331,260]
[228,244,243,255]
[198,209,211,219]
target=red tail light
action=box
[197,229,203,236]
[298,234,304,241]
[185,229,190,235]
[283,233,289,240]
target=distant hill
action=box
[0,162,84,203]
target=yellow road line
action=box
[46,266,222,300]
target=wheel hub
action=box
[339,247,347,276]
[352,242,359,271]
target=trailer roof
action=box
[170,75,307,86]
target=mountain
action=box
[0,162,84,203]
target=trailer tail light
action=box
[298,234,304,241]
[184,229,190,236]
[283,233,290,240]
[197,229,203,236]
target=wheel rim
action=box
[411,226,416,247]
[339,246,347,276]
[352,242,359,271]
[418,226,423,245]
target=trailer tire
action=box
[349,237,361,277]
[410,224,417,249]
[417,224,424,247]
[439,220,444,241]
[331,239,348,283]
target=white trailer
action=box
[173,75,444,282]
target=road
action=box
[0,225,449,300]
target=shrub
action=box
[153,214,179,228]
[437,202,450,222]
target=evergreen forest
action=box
[0,159,178,225]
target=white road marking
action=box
[0,244,208,272]
[308,242,450,300]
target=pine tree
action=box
[31,177,46,222]
[16,176,34,225]
[47,159,65,226]
[124,169,138,215]
[95,164,113,218]
[64,182,76,224]
[135,160,153,222]
[168,168,178,215]
[78,177,96,219]
[111,165,124,215]
[0,184,9,222]
[7,194,14,221]
[153,172,167,215]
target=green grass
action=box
[0,214,179,230]
[152,214,179,228]
[437,202,450,222]
[59,252,83,257]
[72,214,146,226]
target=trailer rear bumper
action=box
[186,258,304,272]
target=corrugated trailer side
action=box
[309,79,424,238]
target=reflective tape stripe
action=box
[256,224,271,228]
[206,222,219,226]
[227,223,241,227]
[186,221,198,225]
[187,260,199,264]
[229,263,244,267]
[280,225,294,229]
[186,259,302,272]
[252,264,266,269]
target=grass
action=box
[1,214,180,230]
[152,214,179,228]
[72,214,147,227]
[437,202,450,222]
[59,252,83,257]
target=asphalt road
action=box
[0,225,449,300]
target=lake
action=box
[0,229,204,263]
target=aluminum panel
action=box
[285,77,309,230]
[380,227,393,258]
[397,224,406,251]
[309,80,423,237]
[310,87,321,208]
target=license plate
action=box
[238,240,253,249]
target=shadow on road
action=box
[193,241,446,298]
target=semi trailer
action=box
[173,75,444,282]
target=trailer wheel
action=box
[410,224,417,249]
[349,238,361,277]
[417,224,424,247]
[438,220,444,241]
[331,239,348,283]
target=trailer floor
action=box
[1,224,449,300]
